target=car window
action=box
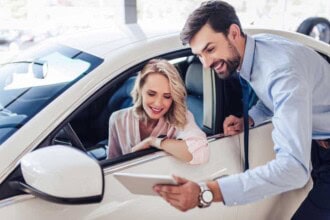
[48,54,212,163]
[0,44,103,144]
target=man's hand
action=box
[223,115,244,136]
[153,175,200,212]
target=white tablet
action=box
[113,172,178,196]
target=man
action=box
[153,1,330,219]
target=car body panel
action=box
[0,123,310,219]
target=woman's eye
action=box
[164,95,172,99]
[147,92,155,96]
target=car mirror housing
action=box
[10,145,104,204]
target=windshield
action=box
[0,44,103,144]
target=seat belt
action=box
[239,76,250,171]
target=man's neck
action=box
[237,34,247,70]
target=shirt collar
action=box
[239,35,255,82]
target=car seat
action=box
[184,60,204,130]
[106,76,136,117]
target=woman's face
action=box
[141,73,173,120]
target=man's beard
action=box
[215,58,240,79]
[213,42,241,80]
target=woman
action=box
[108,59,209,164]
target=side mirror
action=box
[11,145,104,204]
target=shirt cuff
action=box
[248,109,269,127]
[217,174,244,206]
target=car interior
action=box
[44,51,244,163]
[47,42,330,164]
[55,47,328,163]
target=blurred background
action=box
[0,0,329,63]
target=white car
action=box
[0,24,329,220]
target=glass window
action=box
[0,44,103,144]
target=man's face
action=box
[190,23,241,79]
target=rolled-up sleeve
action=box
[249,100,273,126]
[177,111,209,164]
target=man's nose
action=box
[200,56,212,69]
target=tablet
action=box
[113,172,178,196]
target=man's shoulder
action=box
[253,33,303,48]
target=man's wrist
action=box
[248,117,255,128]
[197,182,213,208]
[207,181,223,202]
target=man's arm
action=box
[248,100,273,126]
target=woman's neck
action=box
[139,118,158,140]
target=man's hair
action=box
[180,0,244,45]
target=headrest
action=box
[107,76,136,111]
[185,62,203,97]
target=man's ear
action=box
[228,24,241,41]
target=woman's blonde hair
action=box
[131,59,187,128]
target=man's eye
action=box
[206,47,214,53]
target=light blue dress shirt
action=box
[218,34,330,205]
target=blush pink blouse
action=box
[108,107,209,164]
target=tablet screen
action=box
[114,172,178,196]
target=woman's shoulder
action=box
[185,110,195,120]
[110,107,136,122]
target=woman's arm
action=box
[131,111,209,164]
[108,114,122,159]
[176,111,209,164]
[131,136,193,162]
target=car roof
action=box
[53,25,329,58]
[46,24,180,58]
[14,25,329,63]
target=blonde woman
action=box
[108,59,209,164]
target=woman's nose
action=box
[154,97,163,106]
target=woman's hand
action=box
[131,137,155,152]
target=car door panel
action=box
[99,135,243,220]
[0,123,310,220]
[236,123,310,220]
[0,133,242,220]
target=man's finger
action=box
[167,199,185,211]
[173,175,189,184]
[163,193,181,202]
[223,116,235,127]
[154,185,181,194]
